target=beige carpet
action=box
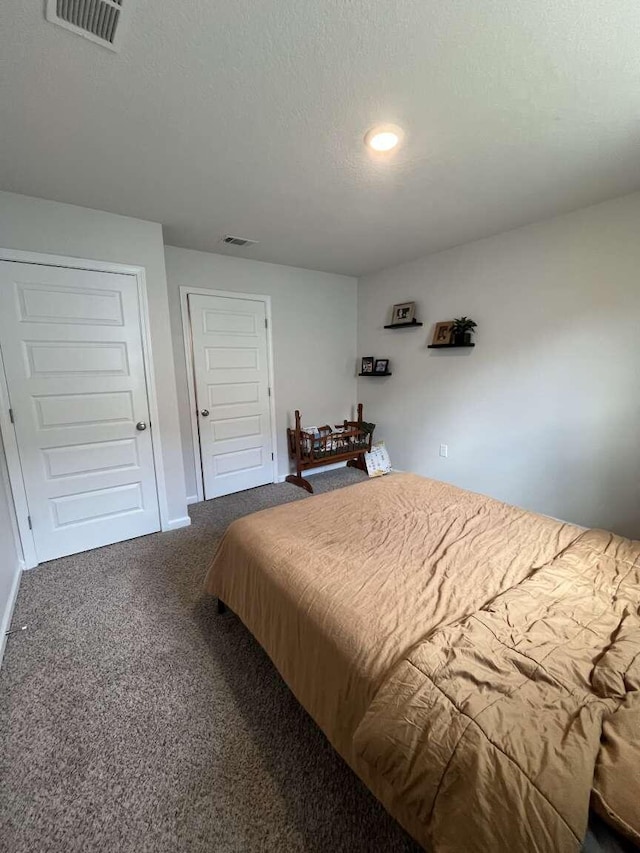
[0,468,420,853]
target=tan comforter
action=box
[204,473,640,850]
[204,477,577,779]
[353,529,640,851]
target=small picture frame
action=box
[374,358,389,375]
[432,321,453,345]
[391,302,415,325]
[361,356,375,374]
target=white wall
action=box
[358,192,640,539]
[0,191,189,530]
[164,246,357,497]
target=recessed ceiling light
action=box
[364,124,404,152]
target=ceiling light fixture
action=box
[364,124,404,153]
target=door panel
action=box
[0,261,160,563]
[33,390,135,430]
[205,346,258,370]
[214,446,264,477]
[24,340,130,376]
[42,438,139,479]
[189,293,273,499]
[50,483,144,527]
[17,282,124,325]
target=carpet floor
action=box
[0,468,420,853]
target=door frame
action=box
[180,286,278,503]
[0,248,166,568]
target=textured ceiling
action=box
[1,1,640,276]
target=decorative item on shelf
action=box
[391,301,415,324]
[431,321,454,345]
[451,317,477,345]
[358,356,392,376]
[428,318,477,348]
[384,301,423,328]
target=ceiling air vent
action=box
[222,235,259,248]
[45,0,134,52]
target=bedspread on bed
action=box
[352,529,640,853]
[204,473,581,763]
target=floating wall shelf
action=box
[358,372,393,377]
[383,320,423,329]
[427,343,475,349]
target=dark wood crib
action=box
[285,403,374,493]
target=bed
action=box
[204,473,640,852]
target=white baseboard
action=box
[0,563,22,668]
[277,461,350,483]
[186,494,199,506]
[164,516,192,531]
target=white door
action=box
[0,261,160,563]
[188,293,274,499]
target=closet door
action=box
[0,261,160,563]
[188,293,274,499]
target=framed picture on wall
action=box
[431,321,453,345]
[374,358,389,374]
[391,302,415,324]
[361,356,375,374]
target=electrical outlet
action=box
[439,444,448,458]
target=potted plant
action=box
[451,316,477,345]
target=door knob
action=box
[136,422,147,431]
[200,409,210,417]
